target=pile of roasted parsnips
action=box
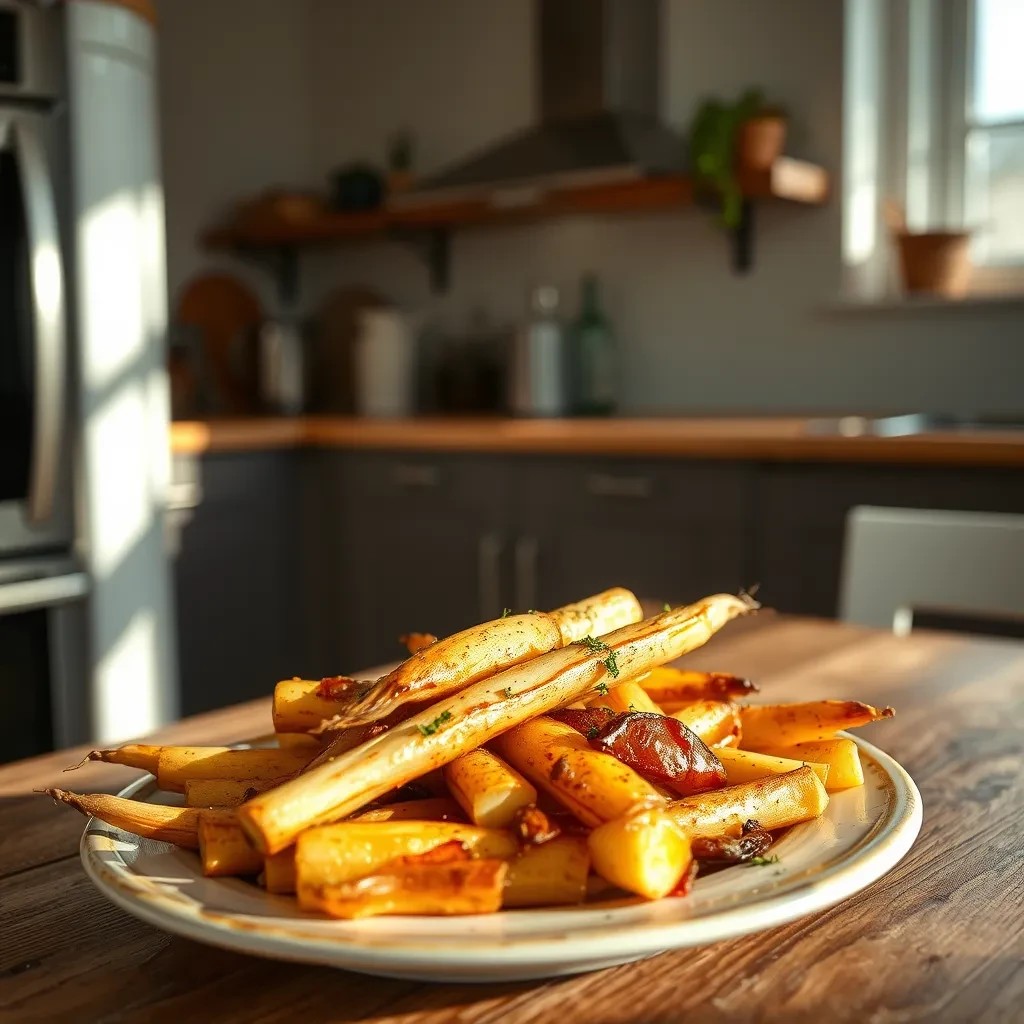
[47,588,895,918]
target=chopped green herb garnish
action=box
[746,855,780,867]
[602,650,620,679]
[594,680,610,697]
[527,608,538,614]
[417,710,452,737]
[663,603,671,612]
[501,607,512,618]
[502,686,514,699]
[628,703,637,713]
[574,635,610,653]
[586,725,600,740]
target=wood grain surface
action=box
[168,415,1024,468]
[1,616,1021,1023]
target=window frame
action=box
[843,0,1024,301]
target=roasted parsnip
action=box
[586,679,663,715]
[750,738,864,791]
[668,766,829,839]
[588,806,692,900]
[315,589,645,732]
[68,744,163,775]
[240,595,755,855]
[502,836,590,908]
[443,749,538,828]
[157,746,313,793]
[715,746,829,787]
[642,668,758,705]
[44,788,204,847]
[198,812,263,877]
[294,821,518,907]
[306,858,508,920]
[739,701,895,749]
[670,700,742,747]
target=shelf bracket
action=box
[731,201,755,274]
[390,228,451,293]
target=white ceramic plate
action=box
[80,735,921,982]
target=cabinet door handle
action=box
[586,472,653,499]
[514,535,539,611]
[391,463,440,488]
[478,533,503,622]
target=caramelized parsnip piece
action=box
[503,836,590,908]
[157,746,312,793]
[670,700,742,747]
[443,749,538,828]
[308,858,508,920]
[294,821,518,908]
[586,679,663,715]
[588,806,693,899]
[197,812,263,877]
[68,744,163,775]
[739,701,894,749]
[751,739,864,791]
[715,746,830,787]
[668,766,829,839]
[642,668,757,704]
[263,848,297,894]
[491,716,663,827]
[44,788,204,847]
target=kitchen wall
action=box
[155,0,314,304]
[156,0,1024,416]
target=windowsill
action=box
[821,291,1024,314]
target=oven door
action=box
[0,556,88,763]
[0,105,72,555]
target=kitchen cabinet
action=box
[171,446,1024,699]
[312,453,751,669]
[171,452,304,716]
[314,452,509,672]
[753,464,1024,617]
[508,458,751,611]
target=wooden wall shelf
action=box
[201,157,829,298]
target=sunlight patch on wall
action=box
[92,608,160,744]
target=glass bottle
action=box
[571,273,616,416]
[509,285,567,417]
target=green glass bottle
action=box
[572,273,617,416]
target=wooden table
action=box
[2,616,1022,1023]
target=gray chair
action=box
[838,506,1024,634]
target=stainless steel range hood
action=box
[392,0,682,206]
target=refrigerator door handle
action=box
[0,572,88,614]
[11,116,67,525]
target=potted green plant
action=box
[689,89,787,228]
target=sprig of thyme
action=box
[417,710,452,737]
[501,607,512,618]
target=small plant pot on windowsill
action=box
[736,115,787,171]
[895,231,971,298]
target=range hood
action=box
[393,0,683,206]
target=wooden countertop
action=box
[169,415,1024,467]
[4,616,1022,1022]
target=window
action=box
[842,0,1024,299]
[963,0,1024,266]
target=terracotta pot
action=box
[737,116,787,171]
[895,231,971,298]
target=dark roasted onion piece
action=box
[691,827,774,865]
[591,712,726,796]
